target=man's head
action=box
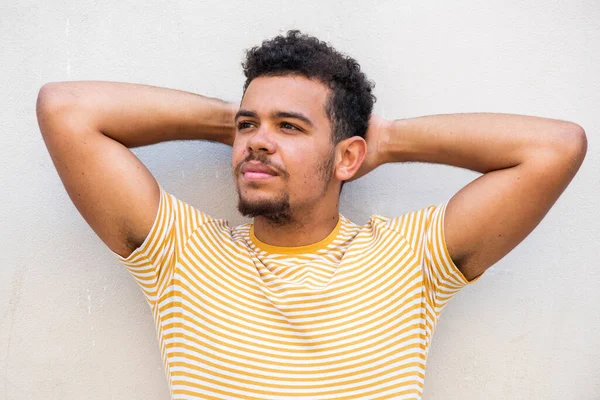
[232,30,376,224]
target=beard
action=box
[237,190,292,225]
[235,148,335,225]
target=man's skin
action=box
[36,77,587,283]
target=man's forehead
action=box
[241,75,329,119]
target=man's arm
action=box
[36,81,237,258]
[360,113,587,281]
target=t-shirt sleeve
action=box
[109,182,213,306]
[387,199,482,313]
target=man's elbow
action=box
[36,82,76,131]
[565,123,587,164]
[552,122,588,173]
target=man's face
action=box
[232,75,337,224]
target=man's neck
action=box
[252,206,340,248]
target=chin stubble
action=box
[235,148,335,224]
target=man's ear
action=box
[334,137,367,181]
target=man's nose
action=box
[247,124,276,154]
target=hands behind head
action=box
[345,114,390,182]
[225,101,241,146]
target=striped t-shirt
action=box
[111,183,480,399]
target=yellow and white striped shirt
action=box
[111,183,480,399]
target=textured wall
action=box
[1,0,599,399]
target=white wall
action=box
[1,0,598,398]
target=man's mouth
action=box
[240,161,279,181]
[244,171,275,180]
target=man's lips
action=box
[240,161,279,180]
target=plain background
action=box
[1,0,599,399]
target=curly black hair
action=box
[242,30,376,144]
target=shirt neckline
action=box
[249,216,343,255]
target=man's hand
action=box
[347,114,390,182]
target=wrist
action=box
[215,101,238,146]
[382,118,413,163]
[377,117,395,165]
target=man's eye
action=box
[281,122,299,131]
[237,121,253,130]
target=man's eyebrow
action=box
[234,110,258,122]
[271,111,314,128]
[234,109,314,128]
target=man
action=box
[36,30,586,399]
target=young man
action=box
[37,30,586,399]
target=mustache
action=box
[234,153,289,178]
